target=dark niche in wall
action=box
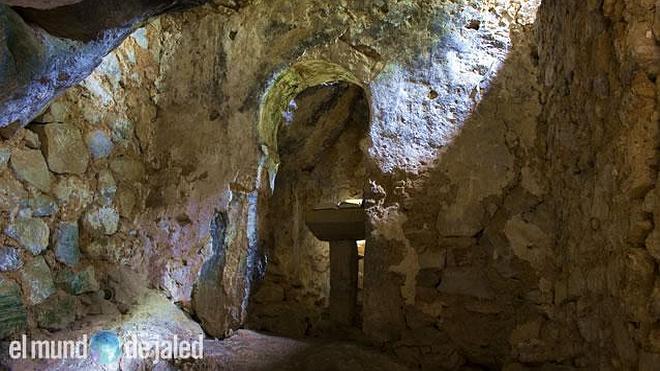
[248,81,371,338]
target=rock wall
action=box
[1,0,657,369]
[537,0,659,369]
[0,82,130,338]
[33,4,259,338]
[360,1,550,368]
[0,4,238,340]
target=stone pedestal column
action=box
[329,240,358,325]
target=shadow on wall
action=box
[359,7,563,370]
[361,0,658,368]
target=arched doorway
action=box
[249,72,370,337]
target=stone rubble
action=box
[28,192,58,217]
[34,123,90,175]
[20,256,55,305]
[35,293,76,330]
[9,148,53,193]
[86,130,114,160]
[5,217,50,255]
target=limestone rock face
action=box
[436,267,494,300]
[22,1,550,363]
[648,231,660,261]
[9,148,53,192]
[537,0,660,367]
[436,201,485,237]
[0,0,213,127]
[36,123,89,175]
[504,216,553,270]
[5,217,49,255]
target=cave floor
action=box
[0,291,408,370]
[3,327,409,371]
[182,329,410,371]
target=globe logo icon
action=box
[90,331,122,365]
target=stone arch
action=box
[256,59,369,191]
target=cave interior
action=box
[0,0,658,370]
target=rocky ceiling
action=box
[11,0,210,41]
[0,0,241,127]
